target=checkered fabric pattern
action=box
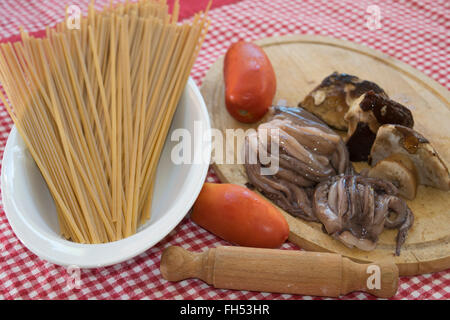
[0,0,449,300]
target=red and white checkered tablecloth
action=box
[0,0,449,300]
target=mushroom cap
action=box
[344,91,414,162]
[300,72,387,130]
[370,124,450,191]
[368,154,418,200]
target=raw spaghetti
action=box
[0,0,210,243]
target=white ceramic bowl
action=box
[1,78,211,268]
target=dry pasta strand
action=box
[0,0,209,243]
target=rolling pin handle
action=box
[341,258,399,298]
[160,246,215,283]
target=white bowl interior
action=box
[1,78,211,268]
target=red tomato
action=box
[191,183,289,248]
[224,41,277,123]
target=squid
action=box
[243,106,413,255]
[244,106,351,220]
[313,175,413,255]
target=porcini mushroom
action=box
[368,154,418,200]
[300,72,388,130]
[370,124,450,191]
[344,91,414,162]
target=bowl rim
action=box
[1,77,211,268]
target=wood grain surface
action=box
[200,35,450,276]
[161,246,399,298]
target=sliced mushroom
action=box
[370,124,450,191]
[344,91,414,162]
[368,154,418,200]
[300,72,388,130]
[345,121,377,163]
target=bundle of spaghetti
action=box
[0,0,210,243]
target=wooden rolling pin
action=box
[160,246,399,298]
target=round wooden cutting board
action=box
[200,35,450,276]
